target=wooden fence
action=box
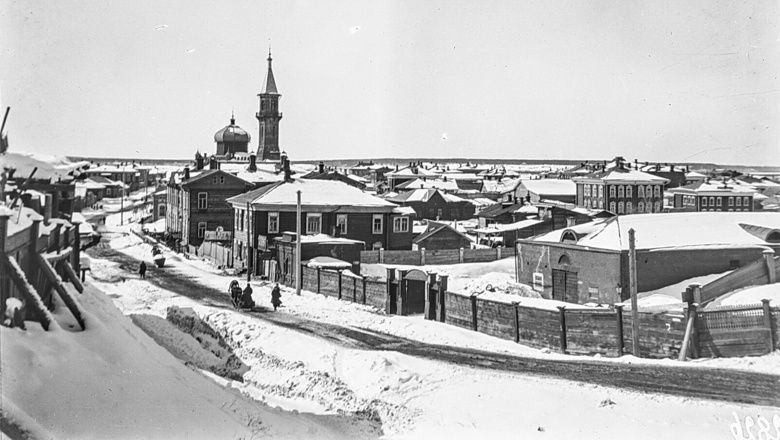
[197,241,232,269]
[280,264,390,311]
[361,246,516,266]
[439,290,778,359]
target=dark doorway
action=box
[401,269,427,315]
[552,269,578,303]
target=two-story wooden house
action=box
[227,178,414,275]
[384,188,476,221]
[667,179,755,212]
[178,169,254,252]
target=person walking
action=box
[139,261,147,279]
[271,284,282,311]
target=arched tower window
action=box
[558,254,572,265]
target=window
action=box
[646,185,653,198]
[372,215,383,234]
[437,209,443,219]
[654,201,661,212]
[709,197,715,206]
[654,186,661,197]
[197,192,208,209]
[268,212,279,234]
[532,273,544,291]
[626,201,633,214]
[219,176,225,184]
[716,197,722,206]
[306,213,321,234]
[701,197,708,207]
[638,201,644,212]
[743,197,750,207]
[638,186,645,198]
[598,200,603,209]
[645,202,652,213]
[336,214,348,235]
[626,186,632,198]
[197,222,207,238]
[618,186,624,198]
[728,197,734,206]
[212,176,217,184]
[609,201,616,213]
[609,186,616,198]
[598,185,603,198]
[618,201,624,214]
[393,216,409,233]
[584,185,590,197]
[736,197,742,207]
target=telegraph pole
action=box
[629,228,640,357]
[295,190,302,296]
[246,201,252,283]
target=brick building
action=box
[573,159,669,215]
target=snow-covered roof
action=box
[0,151,89,181]
[396,178,460,192]
[667,180,755,196]
[229,179,397,212]
[297,234,365,245]
[573,168,670,184]
[305,256,354,269]
[519,179,576,196]
[473,218,543,234]
[392,206,417,216]
[481,178,520,194]
[529,212,780,251]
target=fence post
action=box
[496,247,502,260]
[317,267,321,294]
[459,247,464,264]
[558,306,567,354]
[379,248,384,264]
[513,302,520,343]
[353,277,357,302]
[438,274,447,322]
[338,270,343,300]
[71,220,81,275]
[690,283,702,304]
[29,216,41,275]
[614,304,624,357]
[420,248,426,266]
[764,250,777,284]
[679,303,698,361]
[762,299,775,353]
[470,293,479,331]
[362,278,367,305]
[0,210,10,303]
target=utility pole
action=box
[295,190,302,296]
[629,228,640,357]
[120,164,125,226]
[246,201,252,283]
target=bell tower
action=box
[256,50,282,161]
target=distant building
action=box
[667,179,755,212]
[572,158,669,215]
[384,188,476,221]
[214,114,251,157]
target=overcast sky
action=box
[1,0,778,165]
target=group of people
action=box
[229,281,282,311]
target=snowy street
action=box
[75,208,780,439]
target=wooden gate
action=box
[552,269,578,303]
[399,269,427,315]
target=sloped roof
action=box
[260,54,279,94]
[529,212,780,251]
[472,218,544,234]
[395,178,460,192]
[667,180,755,194]
[477,202,525,218]
[227,179,397,212]
[180,169,253,188]
[520,179,576,196]
[413,223,473,244]
[573,167,670,184]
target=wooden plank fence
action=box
[696,251,778,304]
[438,289,779,360]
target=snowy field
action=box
[3,199,779,439]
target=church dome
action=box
[214,117,251,143]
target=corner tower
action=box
[256,50,282,161]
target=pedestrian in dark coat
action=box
[240,284,255,309]
[271,284,282,311]
[139,261,147,279]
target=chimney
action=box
[396,165,399,171]
[248,152,257,172]
[318,161,325,174]
[183,167,190,180]
[195,153,204,170]
[686,165,690,173]
[283,156,291,181]
[209,156,218,170]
